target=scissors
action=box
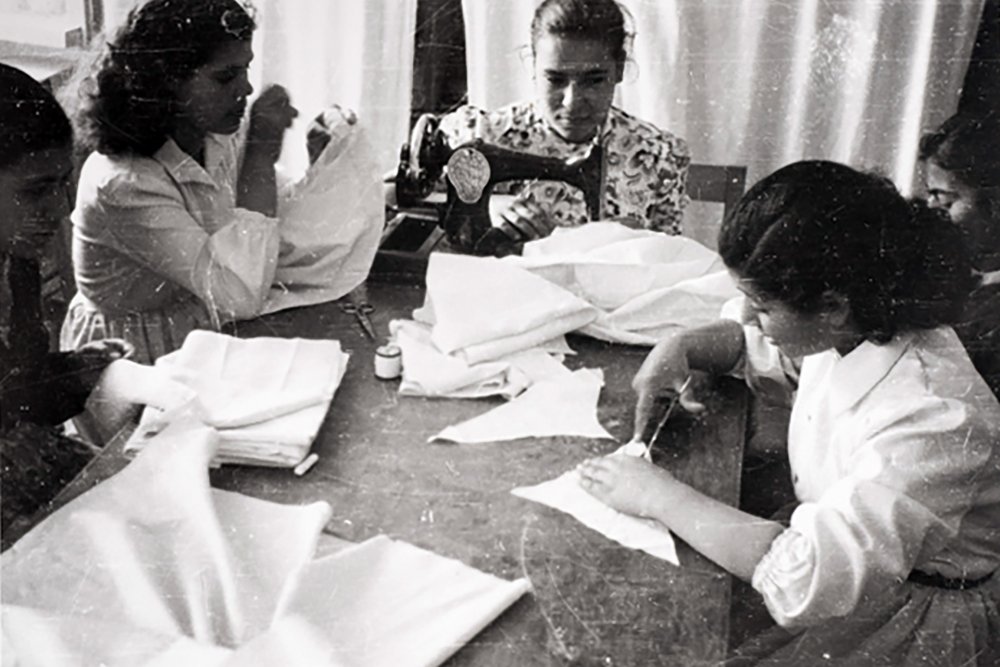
[340,290,377,341]
[641,375,693,460]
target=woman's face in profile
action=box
[926,161,999,270]
[532,34,623,143]
[0,145,74,260]
[173,39,255,137]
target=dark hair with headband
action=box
[0,64,73,169]
[74,0,256,156]
[530,0,633,66]
[718,160,973,343]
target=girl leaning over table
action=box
[435,0,690,253]
[60,0,298,365]
[578,161,1000,665]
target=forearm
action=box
[237,144,279,216]
[648,480,783,580]
[680,319,746,376]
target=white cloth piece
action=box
[510,223,741,345]
[390,319,572,399]
[274,535,530,667]
[431,369,613,443]
[415,253,598,364]
[512,444,679,564]
[127,331,348,467]
[263,115,383,315]
[2,416,529,667]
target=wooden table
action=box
[45,281,747,666]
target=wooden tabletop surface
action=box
[41,281,747,666]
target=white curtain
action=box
[460,0,983,195]
[99,0,418,177]
[255,0,418,176]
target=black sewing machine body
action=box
[394,113,604,256]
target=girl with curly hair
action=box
[61,0,298,364]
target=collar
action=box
[152,135,228,189]
[825,331,915,414]
[515,101,618,146]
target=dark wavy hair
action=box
[919,111,1000,224]
[718,161,974,344]
[0,64,73,168]
[74,0,256,156]
[531,0,633,66]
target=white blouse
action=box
[71,133,280,323]
[742,326,1000,628]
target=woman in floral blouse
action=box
[438,0,690,254]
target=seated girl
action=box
[0,64,186,542]
[579,161,1000,665]
[61,0,298,364]
[436,0,689,253]
[920,111,1000,398]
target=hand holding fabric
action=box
[497,198,557,243]
[247,84,299,163]
[577,452,679,518]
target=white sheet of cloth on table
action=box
[509,222,740,345]
[1,418,530,667]
[125,330,348,467]
[390,318,573,398]
[263,110,382,315]
[414,252,599,364]
[431,368,614,443]
[512,443,679,564]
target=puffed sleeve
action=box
[751,395,993,627]
[643,132,690,235]
[81,156,280,321]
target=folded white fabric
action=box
[510,223,740,345]
[127,330,349,466]
[391,319,572,398]
[415,253,598,364]
[512,444,679,564]
[2,416,529,667]
[264,112,382,315]
[431,368,613,443]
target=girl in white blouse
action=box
[578,161,1000,665]
[61,0,297,364]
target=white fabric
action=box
[390,319,571,399]
[254,0,418,176]
[416,252,598,364]
[274,535,531,667]
[1,418,529,667]
[126,331,348,467]
[511,223,740,344]
[740,327,1000,628]
[264,114,383,314]
[512,444,679,564]
[431,369,613,443]
[460,1,983,194]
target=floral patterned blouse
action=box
[438,102,690,234]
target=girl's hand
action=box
[632,335,704,443]
[73,338,134,391]
[577,453,678,518]
[247,85,299,160]
[498,199,557,243]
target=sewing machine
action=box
[390,113,604,257]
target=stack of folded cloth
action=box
[126,330,349,467]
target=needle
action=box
[642,376,692,460]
